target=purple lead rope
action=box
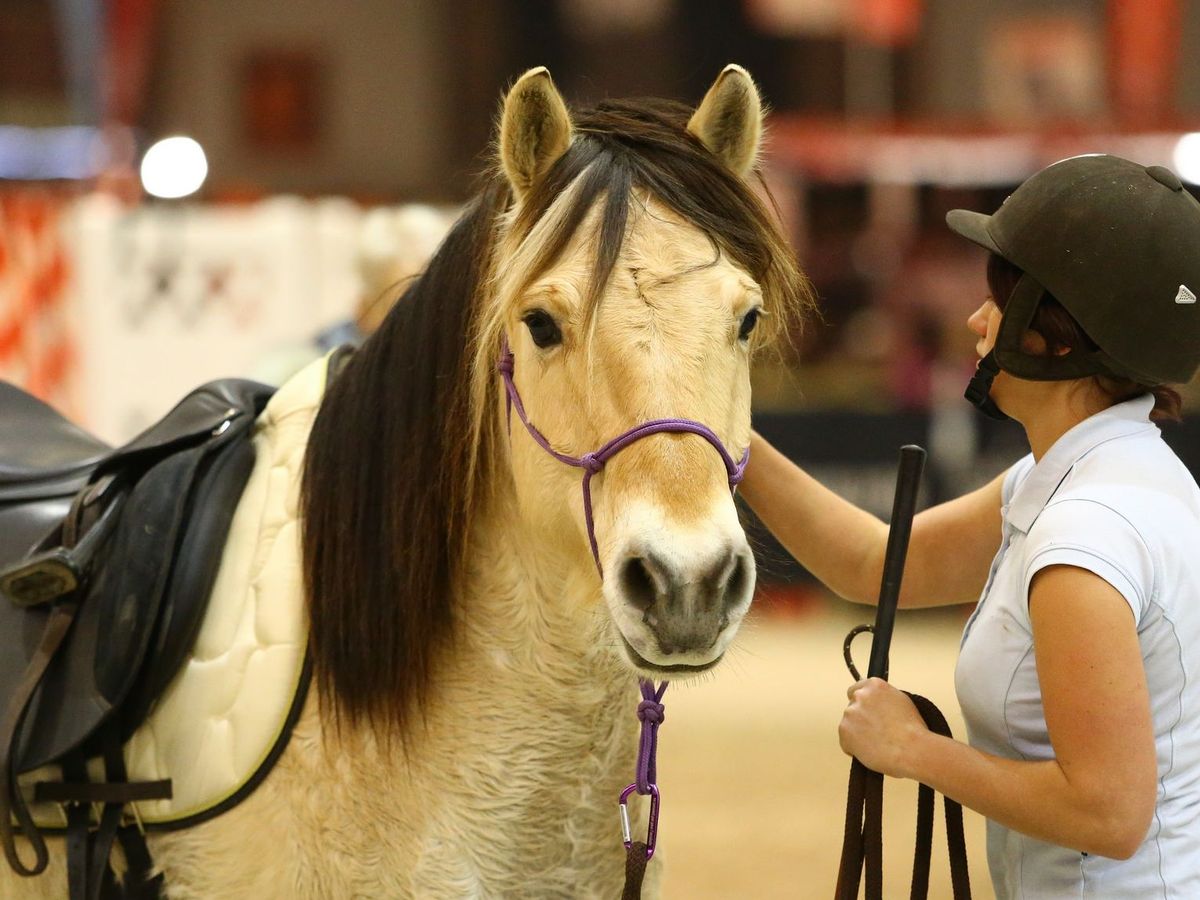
[634,679,667,793]
[619,679,668,860]
[498,337,745,869]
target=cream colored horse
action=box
[6,65,811,898]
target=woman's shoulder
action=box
[1068,429,1200,517]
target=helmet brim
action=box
[946,209,1003,256]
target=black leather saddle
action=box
[0,377,275,900]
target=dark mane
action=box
[300,95,812,733]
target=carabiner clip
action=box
[618,782,661,860]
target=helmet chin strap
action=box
[963,350,1009,421]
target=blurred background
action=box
[3,1,1198,896]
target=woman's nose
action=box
[967,300,990,336]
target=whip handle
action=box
[867,445,926,681]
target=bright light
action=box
[140,136,208,199]
[1173,134,1200,184]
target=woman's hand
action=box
[838,678,929,779]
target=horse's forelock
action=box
[505,97,813,344]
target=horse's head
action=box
[301,66,813,729]
[479,66,812,677]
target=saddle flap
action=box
[120,427,260,729]
[1,378,275,773]
[1,446,205,772]
[100,379,272,474]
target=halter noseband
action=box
[497,337,748,576]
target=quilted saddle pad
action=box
[21,354,327,829]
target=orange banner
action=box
[0,191,76,414]
[1108,0,1180,126]
[853,0,923,46]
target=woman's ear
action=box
[1019,328,1073,357]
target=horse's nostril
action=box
[620,557,658,611]
[724,552,750,609]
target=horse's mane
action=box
[300,96,814,733]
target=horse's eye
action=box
[523,310,562,348]
[738,308,761,341]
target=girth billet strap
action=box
[37,721,171,900]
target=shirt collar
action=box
[1006,394,1157,534]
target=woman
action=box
[742,154,1200,897]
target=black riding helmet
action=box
[946,154,1200,417]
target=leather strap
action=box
[114,823,162,899]
[34,781,173,805]
[89,724,140,900]
[0,487,96,878]
[835,693,971,900]
[621,841,650,899]
[31,722,172,900]
[834,759,883,900]
[0,596,81,876]
[62,752,91,900]
[908,694,971,900]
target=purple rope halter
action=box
[497,336,749,864]
[497,337,748,577]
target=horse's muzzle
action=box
[610,539,755,670]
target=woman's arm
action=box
[839,564,1156,858]
[740,431,1004,607]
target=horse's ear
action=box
[499,67,573,199]
[687,64,764,179]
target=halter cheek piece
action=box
[497,337,748,577]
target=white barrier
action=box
[58,195,454,444]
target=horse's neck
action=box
[437,499,641,775]
[379,506,642,881]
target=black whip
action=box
[835,444,971,900]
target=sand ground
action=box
[655,601,993,899]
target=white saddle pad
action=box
[24,355,327,828]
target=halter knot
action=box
[636,699,665,725]
[580,452,604,475]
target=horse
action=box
[3,64,812,898]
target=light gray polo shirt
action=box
[956,395,1200,898]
